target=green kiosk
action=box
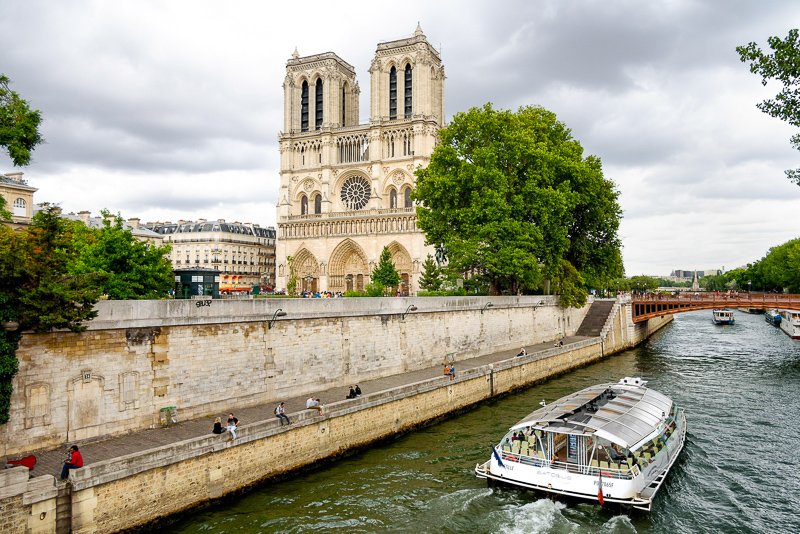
[173,267,220,299]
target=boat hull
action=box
[778,310,800,338]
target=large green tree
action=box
[737,29,800,184]
[418,254,443,291]
[69,211,174,299]
[413,104,623,302]
[0,74,43,167]
[0,206,104,423]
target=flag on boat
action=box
[597,470,605,506]
[491,446,505,468]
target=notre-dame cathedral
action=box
[275,25,445,294]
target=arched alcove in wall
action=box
[328,239,369,292]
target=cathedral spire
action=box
[292,47,299,59]
[414,22,424,37]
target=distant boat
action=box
[765,309,782,326]
[712,309,735,325]
[778,310,800,339]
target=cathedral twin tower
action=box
[276,25,445,295]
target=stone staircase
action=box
[575,300,616,337]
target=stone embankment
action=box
[0,296,670,533]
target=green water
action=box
[164,311,800,533]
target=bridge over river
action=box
[631,292,800,323]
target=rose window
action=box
[340,176,371,210]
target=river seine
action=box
[167,310,800,533]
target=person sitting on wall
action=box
[306,397,323,415]
[346,386,357,399]
[212,417,224,434]
[516,347,527,357]
[60,445,83,480]
[354,384,362,396]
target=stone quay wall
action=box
[3,296,585,456]
[0,297,671,533]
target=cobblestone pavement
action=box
[12,336,588,479]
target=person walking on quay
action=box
[226,413,239,440]
[212,417,224,434]
[274,402,291,425]
[449,364,456,381]
[306,397,323,414]
[443,364,451,379]
[60,445,83,480]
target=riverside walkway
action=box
[23,336,588,480]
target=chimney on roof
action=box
[127,217,140,229]
[78,210,91,223]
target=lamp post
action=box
[268,309,287,329]
[401,304,417,321]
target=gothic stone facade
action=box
[276,26,445,294]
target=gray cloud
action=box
[1,0,799,275]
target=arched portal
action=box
[328,239,369,292]
[293,248,320,293]
[386,241,412,295]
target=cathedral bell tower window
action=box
[404,64,412,119]
[301,81,309,132]
[315,79,323,130]
[389,66,397,120]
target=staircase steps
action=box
[575,300,615,337]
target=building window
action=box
[301,195,308,215]
[341,83,347,125]
[13,198,26,217]
[389,66,397,120]
[404,64,412,118]
[390,188,397,208]
[315,79,323,130]
[314,194,321,214]
[301,81,309,132]
[341,176,371,210]
[404,187,412,208]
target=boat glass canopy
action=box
[511,382,672,449]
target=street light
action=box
[481,302,494,314]
[268,309,287,329]
[401,304,417,321]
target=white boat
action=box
[712,309,734,325]
[778,309,800,339]
[475,377,687,511]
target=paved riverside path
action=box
[23,336,589,480]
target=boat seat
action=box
[626,457,634,469]
[511,441,521,455]
[643,452,652,461]
[519,441,530,456]
[536,451,545,460]
[599,461,609,469]
[534,430,542,438]
[609,462,619,472]
[590,459,599,468]
[502,444,511,452]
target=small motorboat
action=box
[712,309,734,325]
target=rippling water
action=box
[166,310,800,533]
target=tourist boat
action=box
[778,309,800,339]
[712,309,735,325]
[765,309,782,326]
[475,377,687,511]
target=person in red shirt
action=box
[60,445,83,480]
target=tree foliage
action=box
[0,205,104,423]
[371,246,400,292]
[0,74,43,167]
[418,254,442,291]
[736,29,800,184]
[413,104,623,303]
[68,211,174,299]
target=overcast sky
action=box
[2,0,798,276]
